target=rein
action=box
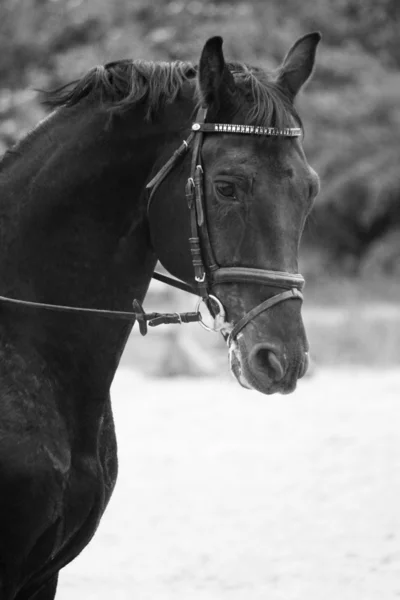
[0,294,200,336]
[0,109,305,341]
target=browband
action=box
[192,122,302,137]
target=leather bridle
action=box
[147,107,305,344]
[0,108,305,341]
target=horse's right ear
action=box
[198,37,235,111]
[276,32,321,100]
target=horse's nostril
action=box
[251,346,285,383]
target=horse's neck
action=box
[0,102,163,393]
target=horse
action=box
[0,32,320,599]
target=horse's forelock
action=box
[42,57,300,130]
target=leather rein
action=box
[0,108,305,342]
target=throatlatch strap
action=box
[146,131,195,211]
[151,271,196,295]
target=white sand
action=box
[58,367,400,600]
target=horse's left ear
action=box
[198,36,235,111]
[276,32,321,100]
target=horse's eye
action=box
[216,183,236,198]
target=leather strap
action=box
[151,267,305,296]
[152,271,196,295]
[212,267,305,290]
[0,294,200,330]
[147,132,195,211]
[192,114,219,274]
[186,107,209,299]
[228,288,303,344]
[192,123,302,137]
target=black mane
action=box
[44,58,300,128]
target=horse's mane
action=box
[43,59,301,129]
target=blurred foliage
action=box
[1,0,399,275]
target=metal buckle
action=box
[195,273,206,283]
[196,294,226,333]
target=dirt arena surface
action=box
[58,367,400,600]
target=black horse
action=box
[0,33,320,598]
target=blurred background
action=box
[2,1,400,599]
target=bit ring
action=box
[196,294,226,333]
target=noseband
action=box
[146,107,305,343]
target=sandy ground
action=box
[57,367,400,600]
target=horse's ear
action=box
[198,36,235,110]
[276,32,321,100]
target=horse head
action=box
[148,33,321,394]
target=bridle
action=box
[0,108,305,342]
[146,106,305,344]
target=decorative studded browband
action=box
[191,122,302,137]
[147,107,305,342]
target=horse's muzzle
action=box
[229,338,309,395]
